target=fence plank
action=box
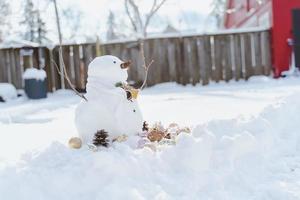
[261,31,272,75]
[32,48,39,68]
[142,40,151,86]
[224,35,233,82]
[183,38,191,85]
[0,51,3,82]
[159,38,170,83]
[0,50,7,82]
[233,34,243,80]
[62,46,70,89]
[72,45,83,90]
[144,39,156,86]
[197,36,211,85]
[243,33,254,79]
[14,49,22,89]
[82,44,94,87]
[5,50,12,83]
[52,47,62,89]
[152,39,163,85]
[44,48,55,91]
[136,43,144,83]
[252,32,263,75]
[167,38,177,82]
[213,35,224,82]
[189,37,200,85]
[79,45,86,90]
[174,38,183,84]
[128,46,139,83]
[8,49,17,86]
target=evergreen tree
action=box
[21,0,36,42]
[36,12,48,44]
[21,0,48,44]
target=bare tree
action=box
[124,0,167,38]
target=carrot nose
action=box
[120,60,131,69]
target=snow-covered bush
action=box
[0,83,17,102]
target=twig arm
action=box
[140,60,154,90]
[52,59,88,101]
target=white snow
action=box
[1,76,300,199]
[0,38,39,49]
[23,68,47,80]
[0,83,18,102]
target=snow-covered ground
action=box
[1,76,300,199]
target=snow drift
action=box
[0,92,300,200]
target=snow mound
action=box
[23,68,47,80]
[1,93,300,199]
[0,83,17,102]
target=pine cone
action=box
[93,130,109,147]
[142,121,149,132]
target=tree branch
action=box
[52,59,88,101]
[127,0,144,35]
[124,0,138,32]
[143,0,167,37]
[124,0,168,37]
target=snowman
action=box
[74,55,144,147]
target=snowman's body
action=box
[75,56,143,144]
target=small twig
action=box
[52,59,88,101]
[140,42,146,69]
[140,60,154,90]
[139,42,154,90]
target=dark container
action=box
[24,79,47,99]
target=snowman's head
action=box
[87,55,130,84]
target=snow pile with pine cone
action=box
[1,77,300,199]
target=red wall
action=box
[272,0,300,77]
[224,0,300,77]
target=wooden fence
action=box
[0,29,272,92]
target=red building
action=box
[224,0,300,77]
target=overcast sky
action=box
[7,0,215,43]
